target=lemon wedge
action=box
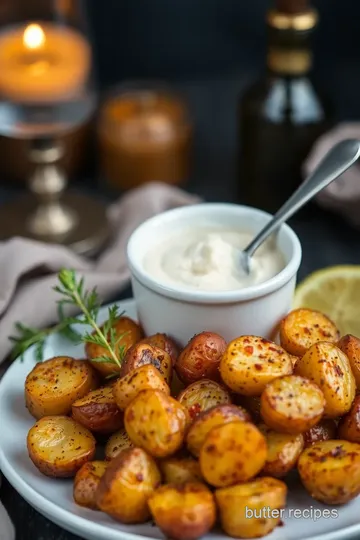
[293,265,360,337]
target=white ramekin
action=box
[127,203,302,346]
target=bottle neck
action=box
[267,47,312,76]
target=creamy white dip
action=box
[143,228,285,291]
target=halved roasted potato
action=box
[73,460,107,509]
[338,395,360,443]
[260,375,325,434]
[280,308,339,357]
[175,332,226,385]
[338,334,360,389]
[298,440,360,504]
[199,421,267,487]
[86,316,143,377]
[159,457,203,484]
[120,343,173,385]
[105,428,133,460]
[139,333,180,366]
[96,447,161,523]
[220,336,293,396]
[113,364,170,410]
[177,379,232,420]
[295,342,356,418]
[124,389,188,458]
[27,416,96,477]
[215,477,287,539]
[258,424,304,477]
[25,357,98,419]
[148,483,216,540]
[71,386,123,434]
[303,419,337,448]
[186,404,250,457]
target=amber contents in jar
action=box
[98,87,191,190]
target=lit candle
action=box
[0,22,91,103]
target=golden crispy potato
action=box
[295,342,356,418]
[199,421,267,487]
[86,316,143,377]
[280,308,339,357]
[258,424,304,477]
[303,419,337,448]
[298,440,360,504]
[139,333,180,366]
[105,428,133,460]
[338,334,360,389]
[159,457,203,483]
[148,483,216,540]
[260,375,325,434]
[27,416,95,477]
[338,395,360,442]
[177,379,232,420]
[120,343,173,385]
[73,461,107,509]
[215,477,287,539]
[175,332,226,385]
[113,364,170,410]
[124,389,188,458]
[25,357,98,419]
[96,447,161,523]
[71,386,123,434]
[186,404,251,457]
[235,395,261,422]
[220,336,293,396]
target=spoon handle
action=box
[244,138,360,259]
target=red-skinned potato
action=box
[71,386,123,434]
[338,334,360,389]
[338,395,360,442]
[175,332,226,385]
[177,379,232,420]
[120,343,172,385]
[138,333,180,366]
[303,419,337,448]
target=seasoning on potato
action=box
[220,336,293,396]
[148,483,216,540]
[295,341,356,418]
[215,477,287,539]
[139,332,180,366]
[260,375,325,434]
[85,316,143,377]
[113,364,170,411]
[27,416,96,477]
[175,331,226,385]
[25,356,98,419]
[124,389,188,458]
[298,440,360,504]
[120,343,173,385]
[199,421,267,487]
[338,334,360,389]
[73,461,107,510]
[159,457,203,484]
[303,419,337,448]
[337,395,360,443]
[258,424,304,477]
[71,386,123,434]
[186,404,251,457]
[105,428,133,460]
[177,379,232,420]
[279,308,340,357]
[96,447,161,523]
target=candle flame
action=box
[23,24,45,50]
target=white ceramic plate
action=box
[1,298,360,540]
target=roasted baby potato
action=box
[338,395,360,443]
[303,419,337,448]
[139,333,180,366]
[280,308,340,357]
[86,316,143,377]
[260,375,325,434]
[298,440,360,504]
[258,424,304,477]
[71,386,123,434]
[73,460,107,509]
[96,447,161,523]
[186,404,251,457]
[175,332,226,385]
[124,389,188,458]
[148,483,216,540]
[105,428,133,460]
[215,477,287,539]
[295,341,356,418]
[159,457,203,484]
[113,364,170,410]
[199,421,267,487]
[338,334,360,389]
[27,416,96,477]
[25,357,98,419]
[120,343,173,385]
[220,336,293,396]
[177,379,232,420]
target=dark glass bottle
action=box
[238,1,333,213]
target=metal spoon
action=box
[240,138,360,275]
